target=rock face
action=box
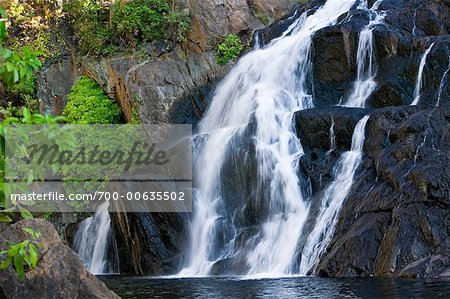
[34,0,301,276]
[184,0,298,52]
[37,0,299,125]
[110,212,187,275]
[295,106,450,278]
[311,0,450,107]
[36,0,450,278]
[37,56,77,116]
[0,219,119,298]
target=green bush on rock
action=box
[216,34,245,65]
[64,0,190,55]
[63,76,122,124]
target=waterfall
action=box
[299,115,370,274]
[326,117,336,156]
[412,9,418,36]
[74,202,114,275]
[344,0,385,108]
[179,0,359,277]
[436,57,450,106]
[411,42,435,105]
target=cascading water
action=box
[326,117,336,156]
[436,57,450,106]
[74,202,114,274]
[411,42,435,105]
[344,0,385,108]
[179,0,359,277]
[299,115,370,274]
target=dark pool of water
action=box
[100,276,450,298]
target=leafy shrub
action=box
[64,0,190,55]
[216,34,245,65]
[113,0,169,46]
[63,76,122,124]
[62,0,113,55]
[2,0,63,59]
[0,9,42,92]
[0,227,43,280]
[0,47,41,91]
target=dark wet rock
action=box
[310,0,450,108]
[295,107,370,197]
[314,106,450,278]
[0,219,119,298]
[311,10,368,107]
[295,107,370,154]
[110,212,187,275]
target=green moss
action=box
[216,34,245,65]
[63,76,122,124]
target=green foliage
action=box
[62,0,113,55]
[63,76,122,124]
[165,8,191,44]
[216,34,245,65]
[2,0,63,59]
[64,0,190,55]
[42,212,53,221]
[0,108,72,221]
[0,8,6,41]
[112,0,169,46]
[0,227,43,280]
[0,7,42,97]
[0,47,42,90]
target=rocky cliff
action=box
[36,0,450,278]
[38,0,301,124]
[292,0,450,278]
[296,106,450,278]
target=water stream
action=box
[179,0,361,277]
[411,42,436,105]
[344,0,385,108]
[299,115,370,274]
[74,202,114,274]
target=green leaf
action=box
[0,213,12,223]
[22,227,41,239]
[22,108,31,122]
[28,243,38,268]
[0,256,12,270]
[13,255,25,280]
[18,205,33,219]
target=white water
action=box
[344,1,385,108]
[411,42,435,105]
[74,202,113,274]
[326,117,336,156]
[299,115,370,274]
[436,57,450,106]
[412,9,418,36]
[179,0,359,277]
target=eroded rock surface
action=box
[0,219,119,298]
[296,106,450,278]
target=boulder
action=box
[0,219,119,299]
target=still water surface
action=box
[101,276,450,298]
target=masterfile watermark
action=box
[27,141,170,171]
[2,124,192,212]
